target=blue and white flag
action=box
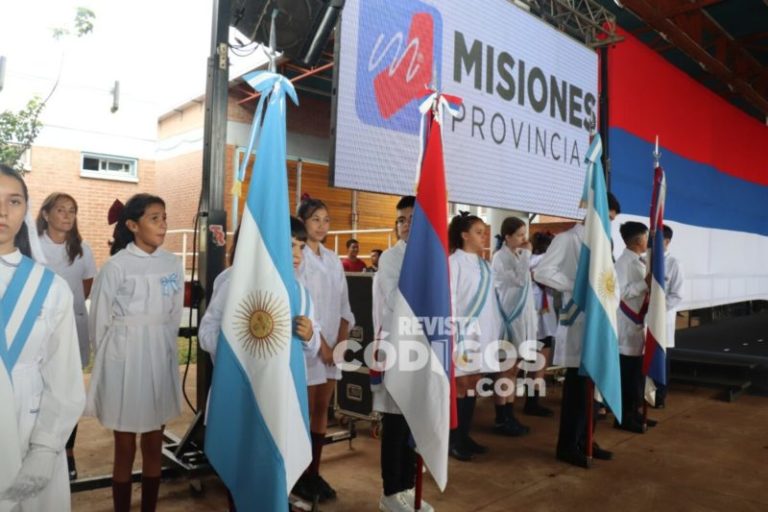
[573,134,623,422]
[204,71,311,512]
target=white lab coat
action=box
[615,248,648,356]
[533,224,600,368]
[665,252,684,348]
[0,250,85,512]
[371,241,405,414]
[197,267,320,416]
[86,243,184,433]
[530,253,557,339]
[39,234,97,367]
[492,245,538,351]
[450,249,503,376]
[298,244,355,383]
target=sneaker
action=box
[67,455,77,481]
[402,488,435,511]
[315,474,337,501]
[379,492,412,512]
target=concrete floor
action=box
[71,369,768,512]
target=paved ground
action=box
[71,368,768,511]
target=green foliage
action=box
[74,7,96,37]
[2,7,96,171]
[0,98,44,171]
[52,7,96,39]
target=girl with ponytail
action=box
[87,193,183,512]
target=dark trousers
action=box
[381,413,416,496]
[619,355,644,422]
[557,368,597,453]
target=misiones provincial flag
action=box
[204,71,311,512]
[643,165,668,396]
[573,134,623,422]
[382,93,457,491]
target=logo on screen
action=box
[355,0,442,134]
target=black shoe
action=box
[645,418,658,427]
[67,455,77,481]
[449,443,473,462]
[653,401,666,409]
[465,436,488,454]
[591,443,613,461]
[507,415,531,435]
[291,474,319,502]
[524,402,554,417]
[614,419,646,434]
[556,449,591,469]
[315,474,336,501]
[493,421,529,437]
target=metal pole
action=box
[599,46,611,191]
[196,0,230,422]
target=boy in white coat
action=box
[654,225,683,408]
[533,192,621,468]
[614,221,649,433]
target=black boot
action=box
[449,398,474,461]
[524,387,554,417]
[503,403,530,435]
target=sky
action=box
[0,0,214,113]
[0,0,271,145]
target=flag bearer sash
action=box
[457,257,491,356]
[0,256,54,495]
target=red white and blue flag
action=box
[382,94,456,491]
[643,165,668,394]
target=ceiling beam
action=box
[654,0,724,19]
[619,0,768,116]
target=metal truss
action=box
[514,0,623,48]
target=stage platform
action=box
[671,312,768,400]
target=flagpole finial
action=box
[585,114,597,137]
[265,8,279,73]
[653,135,661,167]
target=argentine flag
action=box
[573,134,623,422]
[204,71,311,511]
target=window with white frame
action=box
[81,153,138,182]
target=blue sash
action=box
[498,278,530,341]
[0,256,55,376]
[457,257,491,356]
[559,298,583,326]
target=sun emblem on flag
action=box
[235,291,291,359]
[597,269,617,303]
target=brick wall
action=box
[25,146,153,266]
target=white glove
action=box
[1,445,57,503]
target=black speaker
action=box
[230,0,345,67]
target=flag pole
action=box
[585,116,598,462]
[643,136,662,426]
[415,455,424,510]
